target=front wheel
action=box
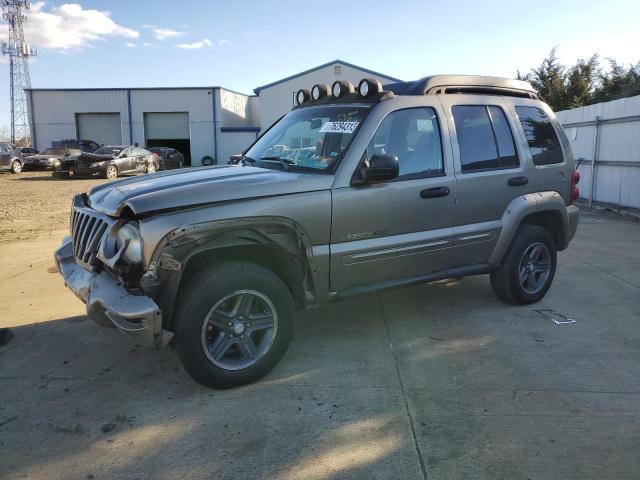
[490,224,557,305]
[11,160,22,174]
[174,261,295,388]
[146,162,156,174]
[105,165,118,179]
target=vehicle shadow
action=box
[0,277,533,480]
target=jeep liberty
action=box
[55,75,580,388]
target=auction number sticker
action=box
[319,121,359,134]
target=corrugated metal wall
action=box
[556,95,640,209]
[27,87,261,166]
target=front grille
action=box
[71,205,111,269]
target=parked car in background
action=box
[53,139,101,153]
[148,147,185,170]
[24,147,80,171]
[0,142,24,173]
[72,145,159,179]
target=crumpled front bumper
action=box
[55,236,163,347]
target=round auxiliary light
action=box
[332,80,354,98]
[296,89,310,105]
[358,77,383,97]
[311,84,331,101]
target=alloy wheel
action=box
[200,289,278,371]
[518,242,551,294]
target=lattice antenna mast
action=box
[1,0,37,146]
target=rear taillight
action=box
[571,169,581,204]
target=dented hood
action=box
[87,165,334,217]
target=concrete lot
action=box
[1,172,640,479]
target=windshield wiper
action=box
[260,156,294,172]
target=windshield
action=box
[149,147,167,155]
[244,105,371,172]
[94,146,123,155]
[42,148,66,155]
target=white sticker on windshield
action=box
[319,121,359,134]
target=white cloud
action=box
[153,28,186,41]
[175,38,213,50]
[125,42,136,48]
[142,42,152,47]
[0,2,138,52]
[217,39,231,46]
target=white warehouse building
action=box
[26,60,400,166]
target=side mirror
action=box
[358,154,399,183]
[229,154,243,164]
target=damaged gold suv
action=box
[56,75,580,388]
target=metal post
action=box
[589,115,600,208]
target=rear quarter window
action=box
[515,106,564,165]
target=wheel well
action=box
[520,210,565,249]
[178,244,307,311]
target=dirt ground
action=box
[2,170,640,479]
[0,171,107,243]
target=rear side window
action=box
[515,106,564,165]
[452,105,519,172]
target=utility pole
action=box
[1,0,37,146]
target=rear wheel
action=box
[10,160,22,174]
[490,224,557,305]
[174,261,295,388]
[105,165,118,179]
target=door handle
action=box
[508,176,528,187]
[420,186,450,199]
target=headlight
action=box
[311,84,331,101]
[358,78,382,97]
[54,159,62,166]
[332,80,354,98]
[115,222,142,264]
[90,161,105,168]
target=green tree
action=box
[565,55,599,108]
[522,48,568,111]
[518,50,640,110]
[589,59,640,104]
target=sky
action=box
[1,0,639,130]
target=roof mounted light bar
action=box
[295,78,394,107]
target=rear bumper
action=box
[567,204,580,243]
[55,236,163,347]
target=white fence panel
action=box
[556,95,640,210]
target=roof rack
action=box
[385,75,538,99]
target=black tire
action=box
[11,160,22,174]
[490,224,557,305]
[173,261,295,389]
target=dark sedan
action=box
[148,147,185,170]
[72,145,159,179]
[25,148,80,171]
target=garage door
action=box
[144,112,192,165]
[144,112,190,140]
[76,113,122,145]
